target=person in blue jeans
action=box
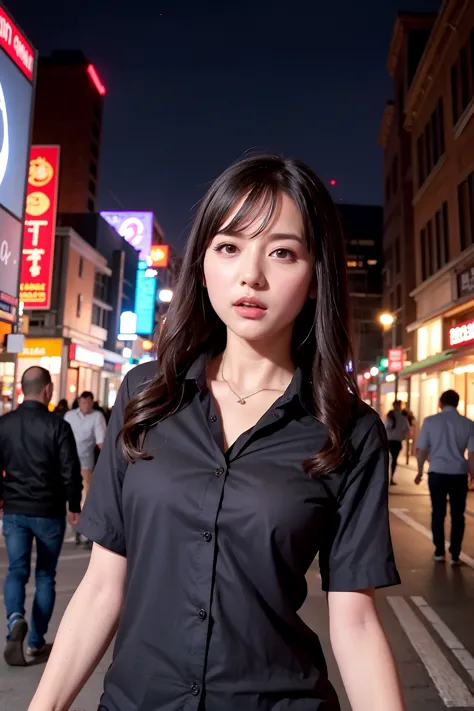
[0,366,82,666]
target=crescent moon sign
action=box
[0,81,9,187]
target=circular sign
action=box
[29,156,55,187]
[26,191,51,216]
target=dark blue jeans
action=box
[3,514,65,648]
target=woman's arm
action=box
[28,544,127,711]
[328,589,406,711]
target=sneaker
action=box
[433,554,446,562]
[26,645,47,657]
[4,617,28,666]
[450,558,463,567]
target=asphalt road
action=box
[0,462,473,710]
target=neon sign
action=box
[449,319,474,348]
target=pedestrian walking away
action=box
[64,391,106,547]
[0,366,82,667]
[415,389,474,566]
[384,400,410,485]
[28,155,405,711]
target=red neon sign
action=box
[0,7,35,81]
[150,244,169,268]
[87,64,106,96]
[19,146,60,310]
[449,319,474,348]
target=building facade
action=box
[399,0,474,424]
[379,12,436,415]
[337,204,383,373]
[32,50,105,214]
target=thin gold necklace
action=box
[220,355,283,405]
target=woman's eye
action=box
[214,243,238,255]
[272,248,296,260]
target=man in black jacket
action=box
[0,366,82,666]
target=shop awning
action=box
[399,349,455,377]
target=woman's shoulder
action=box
[124,360,159,397]
[349,400,386,456]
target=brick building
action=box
[397,0,474,423]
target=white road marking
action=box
[411,596,474,682]
[390,508,474,570]
[387,596,474,707]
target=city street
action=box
[0,462,473,711]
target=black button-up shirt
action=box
[78,355,400,711]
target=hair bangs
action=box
[218,183,280,240]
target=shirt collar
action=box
[184,352,308,412]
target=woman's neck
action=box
[210,331,295,392]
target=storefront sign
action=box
[457,265,474,300]
[100,211,153,260]
[388,348,404,373]
[134,261,157,336]
[69,344,104,368]
[19,146,60,310]
[449,318,474,348]
[0,7,34,81]
[19,337,62,358]
[149,244,169,268]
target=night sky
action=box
[9,0,441,249]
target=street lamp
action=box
[379,312,398,399]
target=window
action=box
[76,294,83,318]
[458,172,474,252]
[417,100,445,188]
[451,36,474,126]
[92,304,109,330]
[392,156,398,194]
[442,202,449,264]
[91,141,99,160]
[87,198,94,212]
[78,257,84,278]
[394,237,401,274]
[396,284,402,310]
[420,227,427,281]
[90,160,97,178]
[94,272,109,302]
[434,210,442,271]
[89,179,96,196]
[367,259,378,266]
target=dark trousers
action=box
[3,514,65,648]
[428,473,468,558]
[388,440,403,479]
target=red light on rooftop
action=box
[87,64,106,96]
[329,179,337,186]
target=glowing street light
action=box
[379,312,395,327]
[363,372,371,380]
[158,288,173,303]
[370,366,379,377]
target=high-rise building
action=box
[32,50,105,214]
[337,204,383,373]
[379,12,436,414]
[399,0,474,424]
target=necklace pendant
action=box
[238,398,246,405]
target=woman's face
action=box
[203,192,315,345]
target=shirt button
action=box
[198,608,207,621]
[215,467,224,477]
[202,531,212,542]
[210,415,217,422]
[191,683,200,696]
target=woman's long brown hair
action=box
[119,154,360,476]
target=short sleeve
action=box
[416,420,431,451]
[94,412,107,446]
[76,375,131,556]
[320,418,401,592]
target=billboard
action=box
[0,5,36,324]
[19,146,60,310]
[135,260,157,336]
[100,211,153,260]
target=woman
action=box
[29,155,404,711]
[385,400,410,486]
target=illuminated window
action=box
[367,259,378,266]
[347,260,358,268]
